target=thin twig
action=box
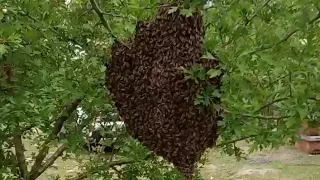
[309,9,320,24]
[274,9,320,45]
[288,71,293,97]
[109,145,116,163]
[250,9,320,54]
[252,69,263,87]
[224,108,290,120]
[224,96,290,120]
[29,98,82,180]
[216,135,257,147]
[308,97,320,101]
[274,29,299,46]
[254,97,289,113]
[79,8,93,19]
[264,74,289,88]
[245,0,272,26]
[241,114,290,120]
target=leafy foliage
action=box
[1,0,320,179]
[202,0,320,157]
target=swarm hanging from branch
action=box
[107,5,222,179]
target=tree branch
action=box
[264,74,289,88]
[308,97,320,101]
[240,114,290,120]
[245,0,271,26]
[274,29,299,46]
[274,9,320,45]
[29,98,82,179]
[309,9,320,25]
[29,144,68,180]
[254,97,289,113]
[13,127,28,179]
[89,0,116,39]
[251,8,320,54]
[224,108,290,120]
[216,135,257,147]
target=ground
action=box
[22,139,320,180]
[201,143,320,180]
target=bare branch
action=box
[30,144,68,180]
[12,127,28,179]
[29,98,82,179]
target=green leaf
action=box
[24,29,38,41]
[0,11,4,21]
[0,44,8,55]
[207,69,222,78]
[82,24,93,32]
[168,7,178,14]
[180,8,193,17]
[298,107,308,119]
[100,65,106,72]
[202,52,216,59]
[212,90,221,98]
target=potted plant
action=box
[300,118,320,136]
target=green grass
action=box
[21,139,320,180]
[201,143,320,180]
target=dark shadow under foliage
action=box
[107,5,222,179]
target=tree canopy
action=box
[1,0,320,179]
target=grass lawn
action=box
[201,142,320,180]
[22,139,320,180]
